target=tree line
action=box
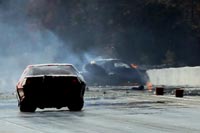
[25,0,200,66]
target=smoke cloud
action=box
[1,0,199,93]
[0,0,95,93]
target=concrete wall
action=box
[147,66,200,87]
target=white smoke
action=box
[0,21,67,92]
[0,0,99,93]
[0,1,70,93]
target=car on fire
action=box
[16,63,86,112]
[82,59,149,88]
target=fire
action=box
[131,64,138,69]
[146,82,153,91]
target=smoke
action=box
[24,0,200,66]
[0,0,96,93]
[1,0,199,93]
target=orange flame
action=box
[146,82,153,91]
[131,64,138,69]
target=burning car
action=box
[16,64,86,112]
[82,59,149,88]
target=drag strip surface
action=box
[0,88,200,133]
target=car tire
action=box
[19,99,36,112]
[68,98,84,111]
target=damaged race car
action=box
[82,59,149,88]
[16,64,86,112]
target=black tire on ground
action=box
[19,99,36,112]
[68,98,84,111]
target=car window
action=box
[114,62,131,69]
[26,65,77,76]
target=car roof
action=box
[90,58,120,64]
[27,63,74,68]
[94,58,120,62]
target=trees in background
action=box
[26,0,200,66]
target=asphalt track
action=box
[0,87,200,133]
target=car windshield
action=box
[27,65,77,76]
[114,62,131,69]
[97,60,131,70]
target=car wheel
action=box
[19,99,36,112]
[68,98,84,111]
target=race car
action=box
[82,59,149,87]
[16,63,86,112]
